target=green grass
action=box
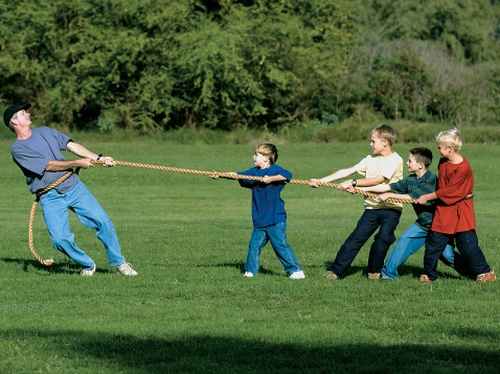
[1,140,499,373]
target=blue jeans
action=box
[381,223,455,279]
[329,208,401,276]
[245,222,302,275]
[39,181,125,270]
[424,230,490,280]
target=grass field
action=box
[1,139,499,373]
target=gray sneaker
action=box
[81,263,96,277]
[116,263,138,276]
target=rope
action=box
[94,160,415,204]
[28,169,77,266]
[27,159,415,266]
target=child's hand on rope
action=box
[338,180,351,191]
[377,193,390,202]
[308,179,320,188]
[209,170,220,180]
[415,195,428,205]
[261,176,273,184]
[345,185,356,194]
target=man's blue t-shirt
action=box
[238,164,292,228]
[11,126,79,194]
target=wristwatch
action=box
[351,179,357,187]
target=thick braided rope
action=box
[95,160,415,204]
[28,170,76,266]
[27,160,412,266]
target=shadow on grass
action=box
[1,257,111,275]
[1,328,499,373]
[398,264,465,280]
[0,257,474,281]
[202,261,284,276]
[323,263,466,281]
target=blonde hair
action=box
[371,123,396,145]
[436,128,463,152]
[255,143,278,164]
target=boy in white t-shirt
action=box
[309,123,403,280]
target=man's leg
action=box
[40,189,94,269]
[68,182,126,267]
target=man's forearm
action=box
[46,160,84,172]
[66,142,99,159]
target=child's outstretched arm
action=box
[262,174,287,184]
[376,192,411,202]
[415,192,437,205]
[208,170,252,184]
[209,170,237,180]
[309,166,357,188]
[357,184,392,193]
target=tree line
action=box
[1,0,499,133]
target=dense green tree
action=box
[369,49,433,120]
[352,0,500,63]
[2,0,500,131]
[0,0,357,132]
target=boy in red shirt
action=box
[416,128,495,283]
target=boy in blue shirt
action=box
[210,143,305,279]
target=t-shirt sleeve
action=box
[389,179,408,194]
[272,165,292,181]
[12,144,48,177]
[237,167,259,187]
[354,156,369,176]
[11,127,72,177]
[48,127,72,150]
[380,153,402,180]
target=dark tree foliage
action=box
[341,0,500,126]
[353,0,500,64]
[1,0,500,132]
[0,0,357,132]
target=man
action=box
[4,103,137,276]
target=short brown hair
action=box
[410,147,433,169]
[254,143,278,164]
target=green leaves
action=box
[4,0,498,132]
[0,0,357,132]
[355,0,500,63]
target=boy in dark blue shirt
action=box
[210,143,304,279]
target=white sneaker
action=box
[289,271,305,279]
[116,263,138,276]
[81,263,96,277]
[243,271,255,277]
